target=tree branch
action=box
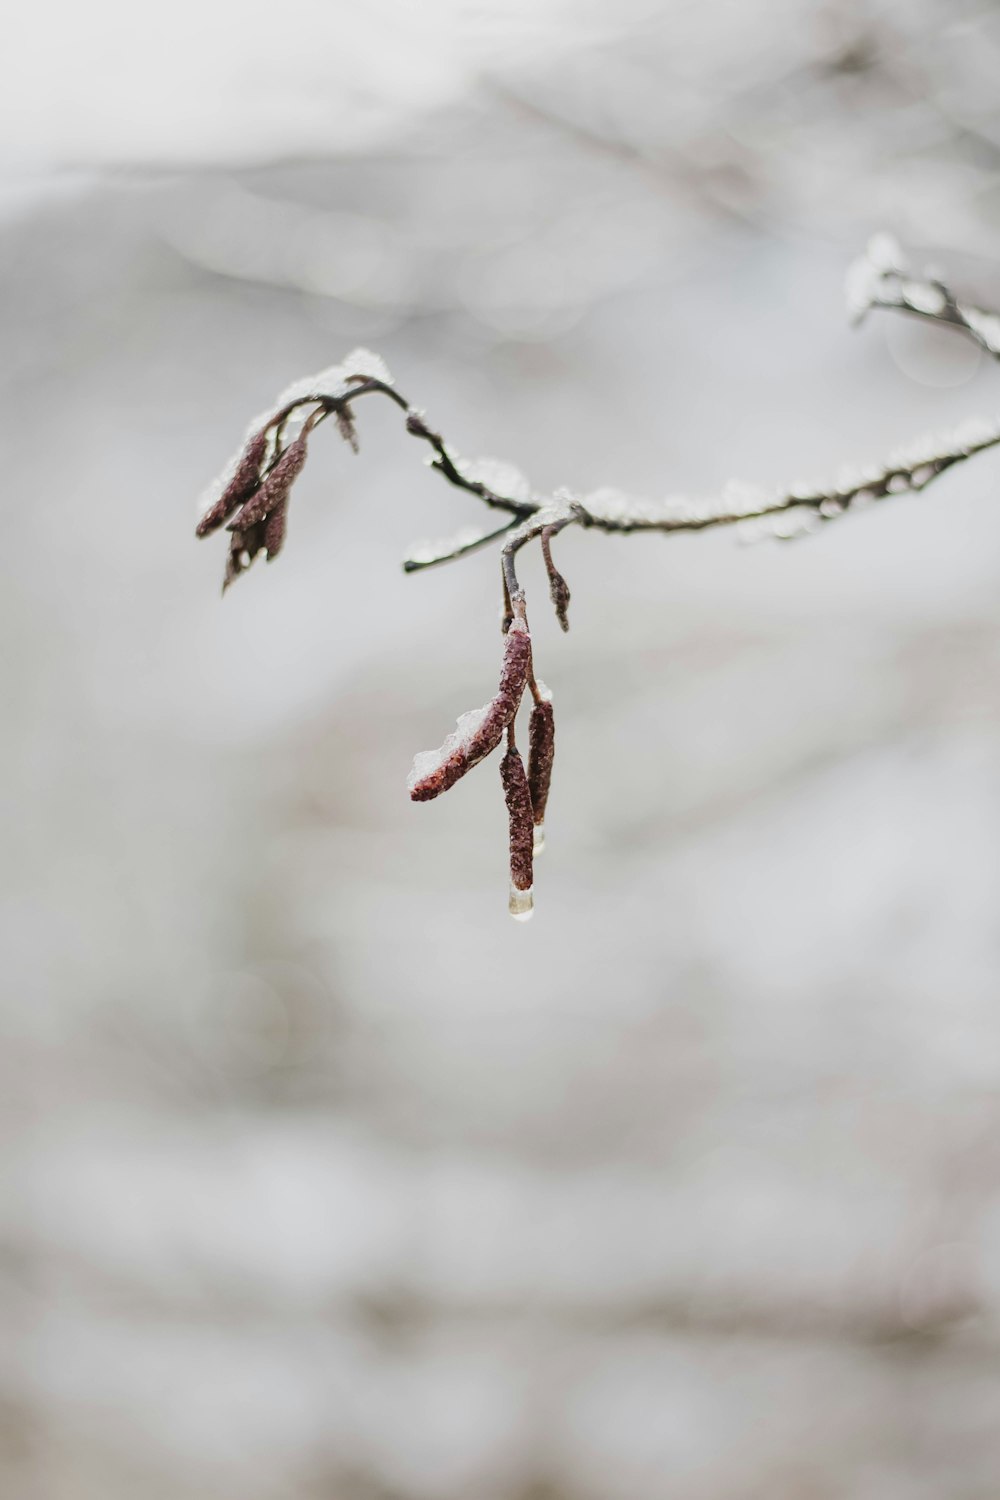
[195,238,1000,916]
[846,231,1000,357]
[401,518,520,573]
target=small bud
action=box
[405,409,434,440]
[541,527,571,631]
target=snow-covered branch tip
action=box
[195,238,1000,919]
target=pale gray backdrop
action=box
[3,3,1000,1496]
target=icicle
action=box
[508,884,534,921]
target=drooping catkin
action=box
[263,498,288,560]
[408,618,531,801]
[228,433,309,532]
[527,685,555,832]
[196,427,269,537]
[500,744,534,919]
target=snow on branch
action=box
[195,239,1000,917]
[846,231,1000,357]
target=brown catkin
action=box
[500,746,534,892]
[409,619,532,802]
[408,715,506,801]
[229,433,308,532]
[494,618,532,720]
[527,696,555,824]
[263,499,288,560]
[196,427,269,537]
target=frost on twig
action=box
[402,519,518,573]
[846,232,1000,356]
[196,241,1000,916]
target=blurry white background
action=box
[4,2,1000,1497]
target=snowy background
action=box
[4,2,1000,1496]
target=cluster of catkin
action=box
[194,371,558,920]
[196,396,357,591]
[407,612,555,920]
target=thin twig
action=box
[402,519,520,573]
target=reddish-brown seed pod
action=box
[500,745,534,919]
[408,618,531,802]
[196,427,269,537]
[527,687,555,831]
[229,433,308,532]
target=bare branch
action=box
[403,409,537,521]
[195,350,539,595]
[846,232,1000,357]
[195,242,1000,916]
[402,519,519,574]
[571,410,1000,545]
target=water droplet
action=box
[533,824,546,856]
[508,884,534,921]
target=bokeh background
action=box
[4,2,1000,1496]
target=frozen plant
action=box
[196,239,1000,919]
